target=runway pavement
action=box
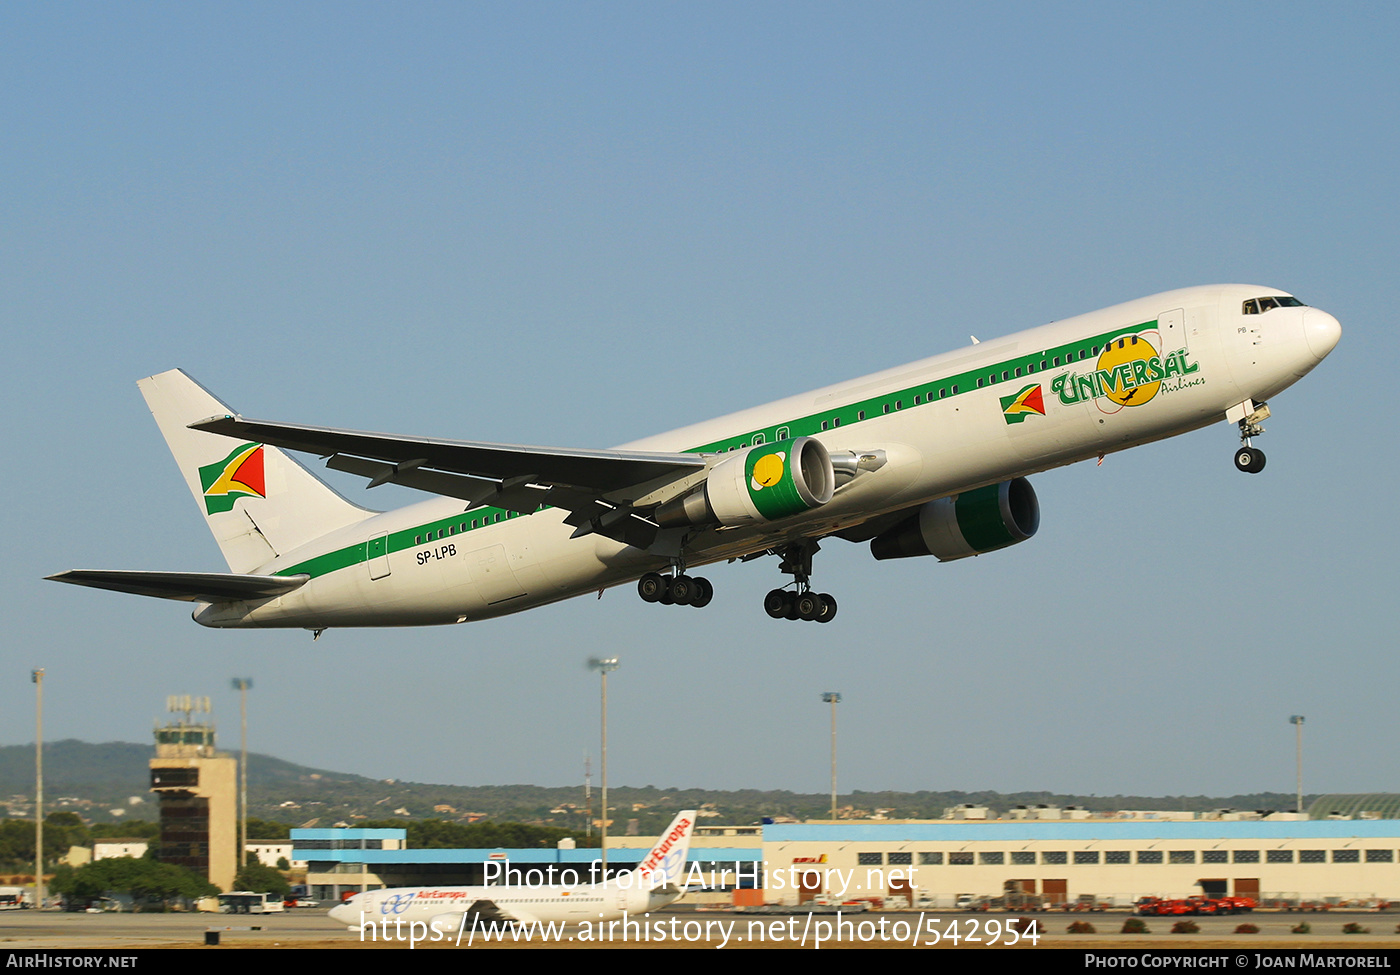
[2,907,1398,950]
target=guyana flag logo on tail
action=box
[199,443,266,514]
[1000,383,1046,424]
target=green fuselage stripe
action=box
[276,320,1160,581]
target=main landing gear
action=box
[637,571,714,608]
[1232,400,1271,474]
[762,540,838,623]
[636,539,841,621]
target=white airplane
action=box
[50,284,1340,628]
[326,810,696,931]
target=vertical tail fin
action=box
[138,369,372,574]
[635,810,696,889]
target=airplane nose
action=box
[1303,309,1342,360]
[328,899,356,924]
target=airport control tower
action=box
[150,696,236,892]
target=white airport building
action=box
[300,811,1400,909]
[746,819,1400,908]
[295,795,1400,902]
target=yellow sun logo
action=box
[751,452,785,490]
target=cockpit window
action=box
[1243,295,1306,314]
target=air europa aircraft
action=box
[326,809,696,931]
[50,284,1340,629]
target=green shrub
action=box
[1120,917,1149,934]
[1291,922,1311,934]
[48,856,217,909]
[1234,923,1259,934]
[1170,919,1199,934]
[1067,920,1096,934]
[234,857,290,898]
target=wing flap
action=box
[46,570,309,603]
[326,454,502,506]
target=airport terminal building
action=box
[298,811,1400,908]
[752,819,1400,908]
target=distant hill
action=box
[0,740,1311,835]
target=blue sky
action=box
[2,2,1395,801]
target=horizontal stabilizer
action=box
[46,570,308,603]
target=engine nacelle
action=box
[655,437,835,528]
[870,477,1039,561]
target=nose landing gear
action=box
[1234,446,1266,474]
[1229,400,1270,474]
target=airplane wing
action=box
[190,414,710,546]
[45,569,309,602]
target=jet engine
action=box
[870,477,1039,561]
[655,437,835,528]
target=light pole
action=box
[583,752,592,841]
[1289,715,1305,816]
[821,692,841,821]
[32,669,44,911]
[232,678,253,872]
[588,657,619,874]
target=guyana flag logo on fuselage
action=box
[1000,383,1046,424]
[199,443,266,514]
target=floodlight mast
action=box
[232,678,253,870]
[821,692,841,822]
[32,669,44,912]
[1289,715,1305,816]
[589,657,620,872]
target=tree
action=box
[234,854,291,899]
[245,818,291,840]
[49,857,217,910]
[90,821,159,841]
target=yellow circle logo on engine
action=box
[751,452,785,489]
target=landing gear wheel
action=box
[669,574,696,605]
[815,593,838,623]
[638,572,666,603]
[782,592,801,620]
[1234,447,1266,474]
[689,577,714,608]
[796,592,822,621]
[763,589,788,619]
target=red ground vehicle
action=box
[1137,897,1175,915]
[1138,894,1257,916]
[1158,899,1198,915]
[1215,896,1257,914]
